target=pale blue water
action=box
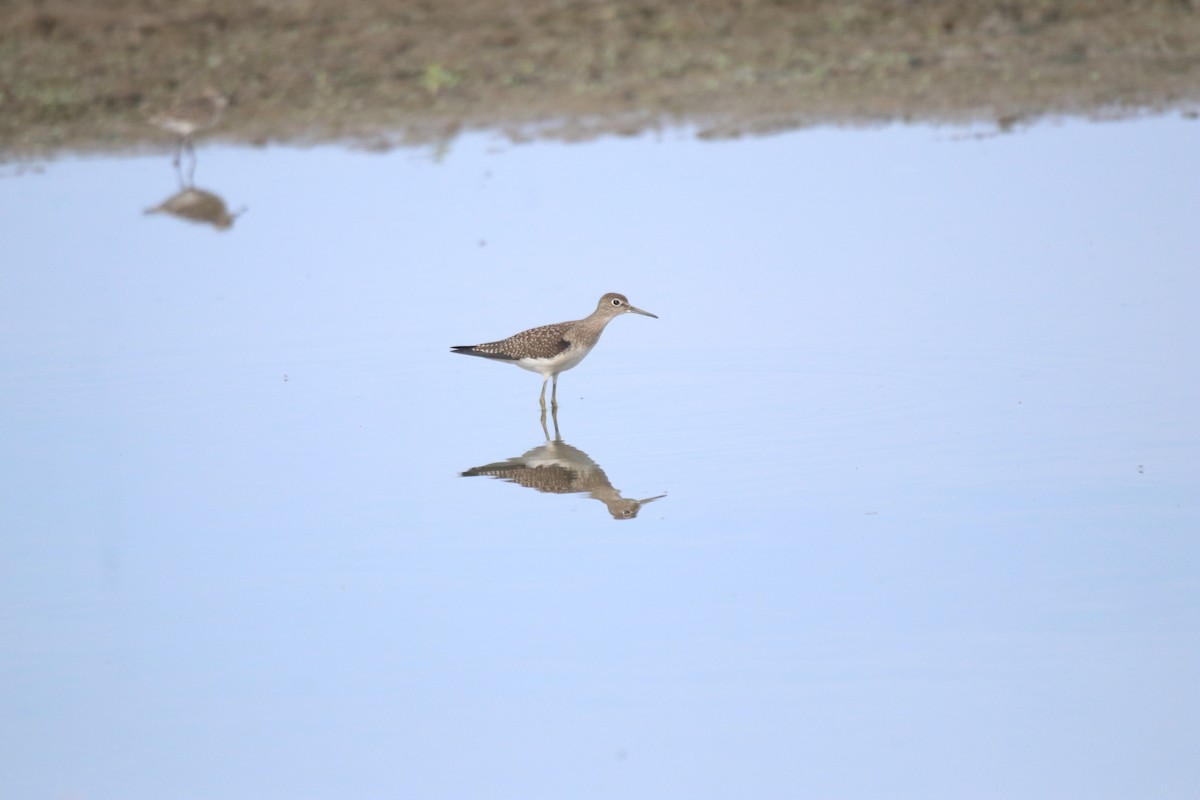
[1,116,1198,799]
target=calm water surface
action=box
[1,117,1198,799]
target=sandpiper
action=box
[451,292,657,410]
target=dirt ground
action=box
[2,0,1198,157]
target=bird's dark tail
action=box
[450,345,518,361]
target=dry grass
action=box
[2,0,1198,156]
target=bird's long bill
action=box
[629,305,658,319]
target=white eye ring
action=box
[611,298,622,306]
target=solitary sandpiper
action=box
[451,293,657,410]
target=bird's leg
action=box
[184,138,198,184]
[550,375,559,411]
[540,379,549,429]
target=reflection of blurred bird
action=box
[452,293,657,413]
[150,88,228,165]
[144,188,241,231]
[463,438,665,520]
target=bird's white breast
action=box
[515,345,589,376]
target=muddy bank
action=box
[2,0,1198,157]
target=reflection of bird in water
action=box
[145,187,242,231]
[462,413,665,520]
[144,118,244,232]
[452,293,657,417]
[150,88,228,167]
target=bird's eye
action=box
[611,298,622,306]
